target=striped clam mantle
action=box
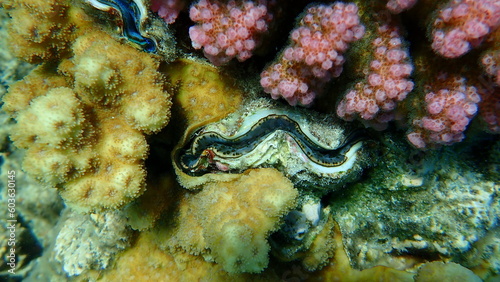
[173,100,372,190]
[85,0,157,52]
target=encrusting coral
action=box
[2,0,77,64]
[99,208,416,281]
[160,168,298,273]
[54,209,131,276]
[2,0,172,211]
[164,58,244,128]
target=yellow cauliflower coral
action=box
[3,29,172,211]
[2,0,80,63]
[11,87,85,148]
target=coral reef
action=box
[386,0,418,14]
[2,0,77,64]
[2,1,173,211]
[430,0,500,58]
[164,58,244,129]
[481,44,500,85]
[479,83,500,133]
[161,168,298,273]
[0,9,61,279]
[123,173,178,231]
[152,0,185,24]
[1,0,500,280]
[0,123,62,279]
[0,7,33,100]
[330,134,499,275]
[270,197,335,270]
[414,261,482,282]
[459,226,500,276]
[98,230,282,281]
[0,163,55,279]
[173,99,372,192]
[84,0,178,59]
[85,0,157,53]
[336,13,413,129]
[407,73,481,148]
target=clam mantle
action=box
[173,99,373,191]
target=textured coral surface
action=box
[430,0,500,58]
[161,168,298,273]
[189,0,272,65]
[260,2,365,106]
[2,2,172,211]
[337,14,413,129]
[1,0,500,280]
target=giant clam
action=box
[85,0,156,52]
[84,0,177,59]
[173,99,374,191]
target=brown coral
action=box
[164,58,244,129]
[2,0,81,63]
[160,168,299,273]
[3,28,172,211]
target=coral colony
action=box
[0,0,499,281]
[261,3,365,106]
[188,0,272,65]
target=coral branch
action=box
[431,0,500,58]
[407,73,481,149]
[188,0,272,65]
[151,0,185,24]
[337,17,413,130]
[260,2,364,106]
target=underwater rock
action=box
[270,196,332,266]
[330,134,500,273]
[54,209,131,276]
[173,99,373,192]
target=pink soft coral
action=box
[151,0,186,24]
[431,0,500,58]
[337,21,413,130]
[386,0,418,14]
[260,2,364,106]
[188,0,272,65]
[407,73,481,149]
